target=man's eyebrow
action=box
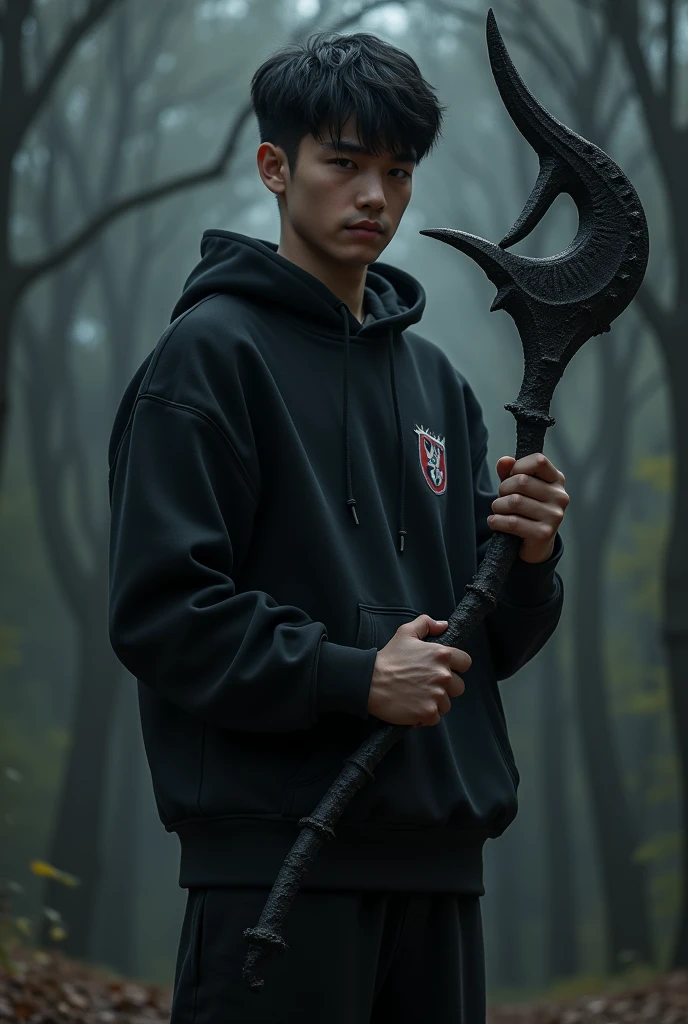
[319,140,416,163]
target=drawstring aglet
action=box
[347,498,359,525]
[398,530,406,553]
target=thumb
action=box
[496,456,516,481]
[409,614,449,639]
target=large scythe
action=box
[242,7,649,991]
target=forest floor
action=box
[1,944,688,1022]
[488,969,688,1023]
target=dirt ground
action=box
[488,968,688,1023]
[1,946,688,1022]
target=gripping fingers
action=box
[414,681,463,729]
[447,672,465,698]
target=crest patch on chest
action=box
[415,424,447,495]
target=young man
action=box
[107,30,567,1024]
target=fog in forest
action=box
[0,0,684,1009]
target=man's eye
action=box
[329,159,410,178]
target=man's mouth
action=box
[346,227,382,239]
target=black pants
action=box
[170,886,486,1023]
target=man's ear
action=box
[257,141,289,199]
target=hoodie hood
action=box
[171,230,427,555]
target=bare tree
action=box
[538,637,578,980]
[1,0,123,484]
[508,2,657,973]
[425,0,663,972]
[1,0,400,490]
[12,0,416,966]
[549,0,688,970]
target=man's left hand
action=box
[487,453,570,564]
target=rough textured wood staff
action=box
[242,7,650,992]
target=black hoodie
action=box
[107,230,564,894]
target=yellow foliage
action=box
[632,453,674,493]
[606,645,669,718]
[29,860,80,887]
[632,831,681,864]
[49,924,67,941]
[609,523,666,615]
[649,752,680,778]
[644,752,680,805]
[14,917,32,937]
[608,453,674,619]
[625,688,668,714]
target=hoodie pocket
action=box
[355,604,422,738]
[282,607,519,830]
[354,603,421,651]
[281,603,420,816]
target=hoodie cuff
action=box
[498,531,565,609]
[315,638,378,719]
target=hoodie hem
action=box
[170,815,491,894]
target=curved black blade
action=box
[420,8,650,369]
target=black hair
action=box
[250,30,447,180]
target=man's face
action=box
[260,115,415,266]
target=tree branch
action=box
[520,0,580,94]
[628,369,666,413]
[598,82,635,148]
[15,98,253,294]
[130,0,186,87]
[618,317,644,386]
[426,0,578,101]
[665,0,676,126]
[604,0,671,171]
[151,69,231,116]
[623,143,649,182]
[3,1,32,107]
[97,5,136,212]
[33,87,104,562]
[635,284,669,345]
[13,0,405,296]
[444,141,513,236]
[22,0,124,136]
[16,303,91,613]
[584,17,613,120]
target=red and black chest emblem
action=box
[415,424,447,495]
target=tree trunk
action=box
[572,535,653,970]
[0,284,12,492]
[39,597,122,957]
[487,829,525,991]
[664,336,688,968]
[540,638,579,980]
[90,678,139,975]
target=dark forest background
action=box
[0,0,684,1006]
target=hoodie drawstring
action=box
[388,324,407,554]
[340,304,407,554]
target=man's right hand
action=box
[367,615,471,728]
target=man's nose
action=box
[357,177,386,207]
